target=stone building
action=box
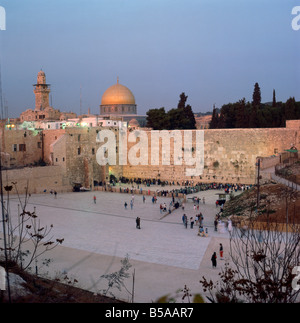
[0,124,43,168]
[46,126,122,189]
[20,70,66,122]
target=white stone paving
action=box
[4,188,229,270]
[1,186,234,302]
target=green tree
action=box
[249,105,259,128]
[177,92,196,129]
[235,98,249,128]
[209,105,219,129]
[285,97,296,121]
[166,108,182,130]
[146,107,168,130]
[252,82,261,107]
[272,89,276,107]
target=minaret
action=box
[33,70,50,111]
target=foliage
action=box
[99,254,133,300]
[0,183,64,272]
[200,205,300,303]
[252,82,261,107]
[156,285,205,303]
[209,83,300,129]
[146,93,196,130]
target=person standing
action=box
[124,202,127,209]
[199,213,204,227]
[184,216,188,229]
[93,195,96,204]
[136,217,141,229]
[160,204,163,214]
[211,252,217,268]
[190,217,194,229]
[214,218,218,232]
[219,243,224,259]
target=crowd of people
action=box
[104,176,253,198]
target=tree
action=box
[177,92,188,110]
[166,107,182,130]
[146,107,168,130]
[249,105,259,128]
[235,98,249,128]
[99,254,134,301]
[146,93,196,130]
[1,183,64,271]
[209,105,219,129]
[252,82,261,107]
[285,97,296,121]
[177,92,196,129]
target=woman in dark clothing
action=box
[211,252,217,268]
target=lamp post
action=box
[256,158,260,211]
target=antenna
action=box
[80,85,82,115]
[3,94,8,120]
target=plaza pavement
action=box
[2,185,235,303]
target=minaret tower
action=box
[33,70,50,111]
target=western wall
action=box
[117,124,299,185]
[0,121,299,194]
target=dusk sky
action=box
[0,0,299,118]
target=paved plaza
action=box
[3,186,234,302]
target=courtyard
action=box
[3,186,234,302]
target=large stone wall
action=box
[1,123,299,195]
[114,127,299,185]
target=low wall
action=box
[1,166,72,195]
[259,155,281,170]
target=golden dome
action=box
[101,80,135,105]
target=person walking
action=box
[211,252,217,268]
[93,195,96,204]
[136,217,141,229]
[219,243,224,260]
[130,200,133,210]
[124,202,127,209]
